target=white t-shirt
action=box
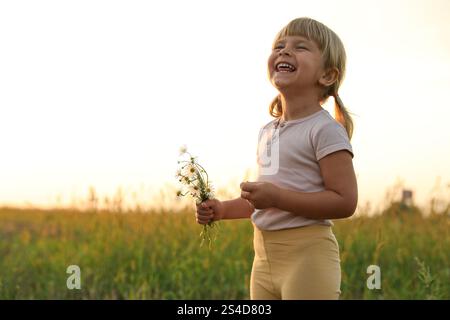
[251,108,354,231]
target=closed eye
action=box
[273,45,307,50]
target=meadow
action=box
[0,197,448,299]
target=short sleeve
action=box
[313,121,354,161]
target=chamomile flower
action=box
[175,168,183,180]
[175,189,185,198]
[182,176,191,185]
[188,183,201,198]
[179,144,187,156]
[182,162,197,179]
[175,145,219,248]
[204,182,215,198]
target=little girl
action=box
[196,17,357,300]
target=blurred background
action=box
[1,0,449,212]
[0,0,448,299]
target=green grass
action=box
[0,204,448,299]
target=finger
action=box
[241,191,251,200]
[198,210,213,217]
[197,218,208,225]
[201,203,211,210]
[197,208,213,215]
[197,216,213,224]
[196,203,204,210]
[240,181,256,192]
[200,202,215,210]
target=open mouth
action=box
[275,62,297,73]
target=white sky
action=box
[1,0,449,212]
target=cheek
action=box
[298,56,320,73]
[268,66,277,79]
[267,54,276,71]
[267,61,273,74]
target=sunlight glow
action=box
[1,0,449,211]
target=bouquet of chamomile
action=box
[175,145,220,248]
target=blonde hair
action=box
[269,17,354,140]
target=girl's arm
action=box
[276,189,355,219]
[276,150,358,220]
[239,151,357,220]
[222,197,254,220]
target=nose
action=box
[278,47,292,56]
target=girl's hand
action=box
[240,181,281,209]
[195,198,225,225]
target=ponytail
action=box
[333,92,353,141]
[269,94,282,118]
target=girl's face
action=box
[268,35,325,93]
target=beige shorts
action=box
[250,223,341,300]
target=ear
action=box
[318,67,339,88]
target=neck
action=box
[279,94,323,122]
